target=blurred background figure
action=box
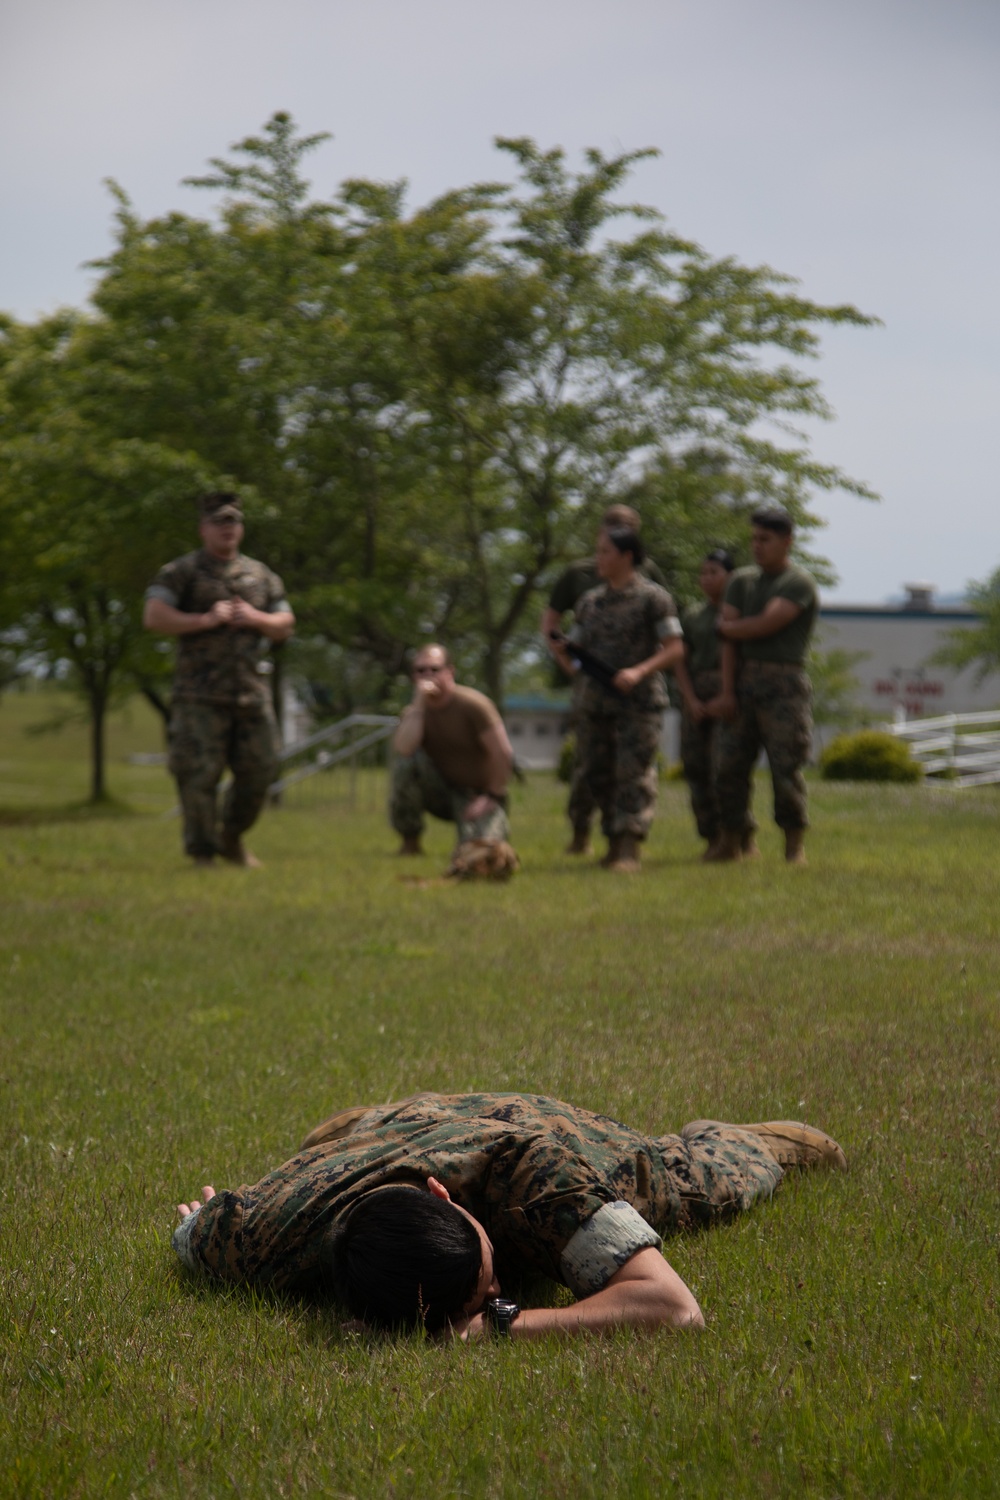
[550,526,683,872]
[674,548,758,861]
[143,492,294,868]
[542,505,668,854]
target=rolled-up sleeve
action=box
[171,1207,203,1271]
[560,1201,662,1296]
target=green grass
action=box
[2,695,999,1497]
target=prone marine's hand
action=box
[176,1185,217,1223]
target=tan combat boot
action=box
[219,835,263,869]
[607,834,641,873]
[784,829,807,865]
[398,835,423,856]
[702,829,742,862]
[741,829,761,859]
[599,836,622,868]
[565,828,591,855]
[683,1119,847,1171]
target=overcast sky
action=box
[2,0,997,601]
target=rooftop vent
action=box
[902,583,935,612]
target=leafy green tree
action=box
[2,114,880,744]
[932,568,1000,682]
[0,315,212,800]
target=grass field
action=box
[2,692,999,1497]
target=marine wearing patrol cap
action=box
[197,491,244,522]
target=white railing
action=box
[165,712,399,815]
[270,713,398,792]
[886,709,1000,787]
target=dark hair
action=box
[704,547,735,571]
[750,506,793,537]
[326,1188,482,1332]
[602,504,641,531]
[602,526,645,566]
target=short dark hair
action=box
[704,547,735,571]
[602,504,641,531]
[326,1188,482,1332]
[602,525,645,566]
[750,507,793,537]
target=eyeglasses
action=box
[414,665,446,676]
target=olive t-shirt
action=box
[681,600,722,676]
[420,685,502,790]
[548,556,667,615]
[725,564,818,665]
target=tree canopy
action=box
[0,112,879,794]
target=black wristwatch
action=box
[483,1296,521,1336]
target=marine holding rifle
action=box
[550,526,683,872]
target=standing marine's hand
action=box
[177,1185,217,1223]
[613,666,643,694]
[203,600,234,629]
[229,597,261,629]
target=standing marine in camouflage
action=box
[541,505,668,855]
[551,525,683,872]
[144,492,295,867]
[173,1090,847,1338]
[673,548,758,860]
[714,507,818,864]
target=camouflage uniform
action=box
[146,550,290,858]
[173,1092,783,1297]
[390,749,511,845]
[549,556,668,837]
[717,564,817,833]
[569,578,682,841]
[679,602,757,845]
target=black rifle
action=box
[549,631,623,698]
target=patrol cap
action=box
[198,491,243,523]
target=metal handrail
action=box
[164,711,399,815]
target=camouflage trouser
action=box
[655,1121,785,1232]
[566,688,597,834]
[168,699,279,858]
[680,670,756,844]
[576,710,661,841]
[389,750,511,845]
[716,661,812,832]
[300,1105,784,1236]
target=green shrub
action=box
[819,730,922,782]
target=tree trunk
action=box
[90,686,108,803]
[483,640,504,709]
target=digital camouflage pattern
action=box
[680,668,724,843]
[551,560,668,835]
[569,577,681,715]
[575,710,662,840]
[146,549,289,707]
[173,1092,784,1296]
[390,749,510,845]
[717,660,813,831]
[168,700,280,858]
[548,555,668,616]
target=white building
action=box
[817,583,1000,724]
[503,693,682,770]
